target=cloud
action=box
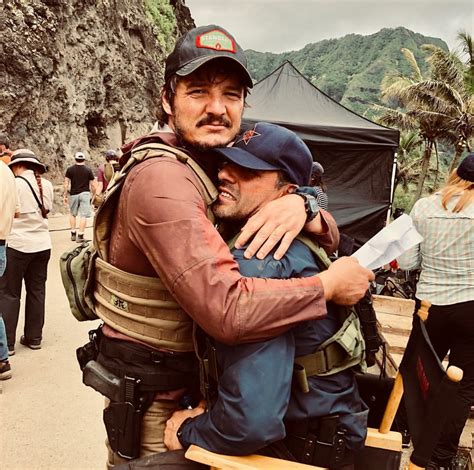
[186,0,473,52]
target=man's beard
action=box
[174,114,235,151]
[212,201,247,224]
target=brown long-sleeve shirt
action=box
[108,140,339,345]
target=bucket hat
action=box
[9,148,47,174]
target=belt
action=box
[98,333,196,371]
[96,335,198,392]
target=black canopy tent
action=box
[242,61,400,248]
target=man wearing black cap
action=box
[87,25,373,467]
[163,123,368,469]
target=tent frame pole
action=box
[387,151,398,224]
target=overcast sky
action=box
[185,0,472,54]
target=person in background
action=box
[63,151,95,243]
[0,134,13,165]
[310,161,328,211]
[398,153,474,470]
[96,149,120,195]
[0,159,19,379]
[0,149,53,354]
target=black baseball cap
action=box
[214,123,313,186]
[165,25,253,88]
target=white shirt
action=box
[7,169,54,253]
[0,161,19,240]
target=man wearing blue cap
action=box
[164,123,368,469]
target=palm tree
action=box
[374,48,445,201]
[395,131,423,193]
[375,44,473,202]
[456,30,474,95]
[421,44,474,172]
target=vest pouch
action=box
[93,257,194,352]
[322,312,366,373]
[60,241,98,321]
[295,312,366,378]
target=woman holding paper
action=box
[398,154,474,470]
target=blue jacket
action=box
[180,239,368,455]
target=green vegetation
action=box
[247,27,473,206]
[374,32,473,204]
[144,0,176,54]
[246,27,447,117]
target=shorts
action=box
[69,191,92,218]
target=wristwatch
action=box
[293,189,320,222]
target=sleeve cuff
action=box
[176,417,195,448]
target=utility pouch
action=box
[60,241,98,321]
[313,415,348,468]
[355,290,382,367]
[193,325,219,405]
[285,415,351,468]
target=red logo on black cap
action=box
[196,30,236,53]
[238,128,261,145]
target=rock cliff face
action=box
[0,0,194,179]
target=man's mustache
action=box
[197,115,232,128]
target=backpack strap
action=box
[94,141,218,261]
[295,234,332,270]
[16,175,43,210]
[292,235,366,385]
[125,142,218,210]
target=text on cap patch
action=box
[196,29,236,53]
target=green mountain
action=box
[245,27,448,116]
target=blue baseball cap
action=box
[214,122,313,186]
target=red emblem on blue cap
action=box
[237,128,261,145]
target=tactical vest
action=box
[209,234,366,395]
[290,235,366,386]
[92,141,218,352]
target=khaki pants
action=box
[105,398,179,469]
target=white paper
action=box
[351,214,423,270]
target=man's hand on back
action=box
[318,257,374,305]
[235,194,306,260]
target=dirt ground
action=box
[1,215,106,470]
